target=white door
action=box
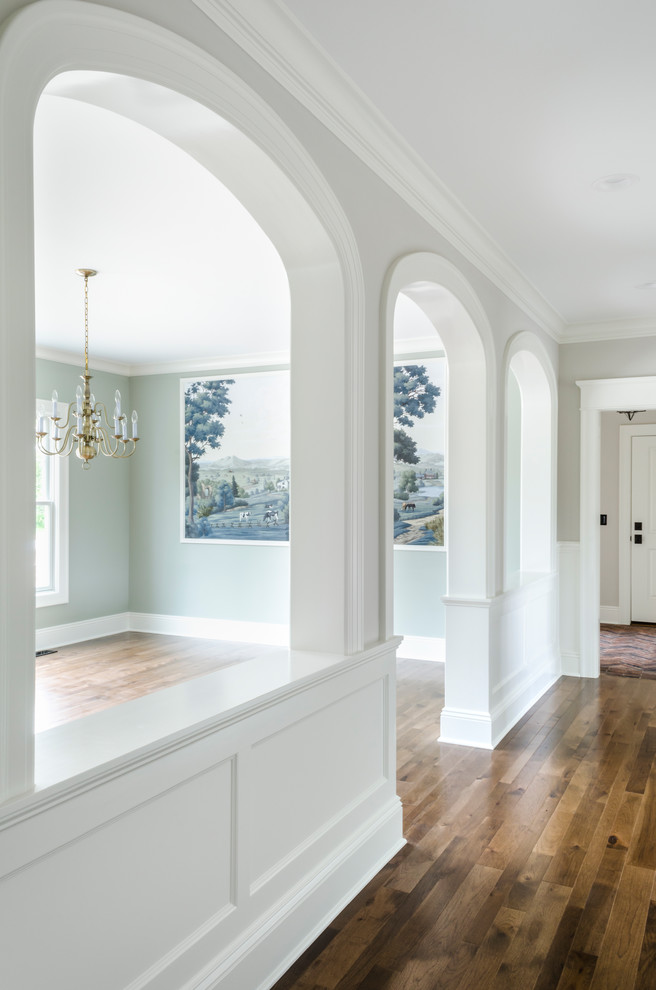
[631,435,656,622]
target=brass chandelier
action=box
[36,269,139,469]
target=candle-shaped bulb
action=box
[51,390,58,418]
[114,389,121,417]
[113,416,120,437]
[89,393,96,411]
[76,385,83,414]
[122,418,128,441]
[131,410,138,439]
[37,414,45,435]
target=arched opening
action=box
[504,338,555,589]
[33,73,294,729]
[392,292,446,661]
[383,253,497,747]
[0,5,365,799]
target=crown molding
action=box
[35,347,131,376]
[191,0,564,342]
[562,316,656,344]
[35,346,290,377]
[136,350,290,376]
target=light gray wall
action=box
[129,372,289,624]
[600,409,656,607]
[558,336,656,540]
[35,358,131,628]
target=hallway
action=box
[274,661,656,989]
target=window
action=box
[36,398,69,607]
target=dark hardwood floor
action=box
[274,662,656,990]
[35,636,656,987]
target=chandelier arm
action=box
[36,269,140,467]
[111,439,139,459]
[37,420,79,457]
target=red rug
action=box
[600,622,656,678]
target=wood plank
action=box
[626,726,656,794]
[635,896,656,990]
[629,771,656,870]
[489,881,572,990]
[588,864,653,990]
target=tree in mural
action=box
[393,364,441,463]
[214,479,235,513]
[184,379,234,532]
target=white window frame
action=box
[36,398,69,608]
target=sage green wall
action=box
[128,372,289,624]
[394,548,446,639]
[35,358,131,628]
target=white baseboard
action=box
[439,707,494,749]
[396,635,445,662]
[129,612,289,646]
[561,651,581,676]
[599,606,622,624]
[35,612,130,651]
[36,612,289,651]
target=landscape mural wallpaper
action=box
[393,358,445,547]
[182,370,290,543]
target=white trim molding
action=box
[564,317,656,345]
[618,424,656,625]
[35,612,131,652]
[577,377,656,677]
[130,612,289,646]
[35,612,289,652]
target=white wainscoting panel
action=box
[558,542,581,675]
[599,605,622,624]
[250,678,385,889]
[489,573,561,747]
[0,641,403,990]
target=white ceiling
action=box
[34,77,291,372]
[280,0,656,334]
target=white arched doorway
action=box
[0,1,366,799]
[383,252,497,747]
[504,332,557,588]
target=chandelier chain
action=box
[84,274,89,374]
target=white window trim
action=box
[36,398,69,608]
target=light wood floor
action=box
[36,637,656,987]
[274,663,656,990]
[35,631,278,730]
